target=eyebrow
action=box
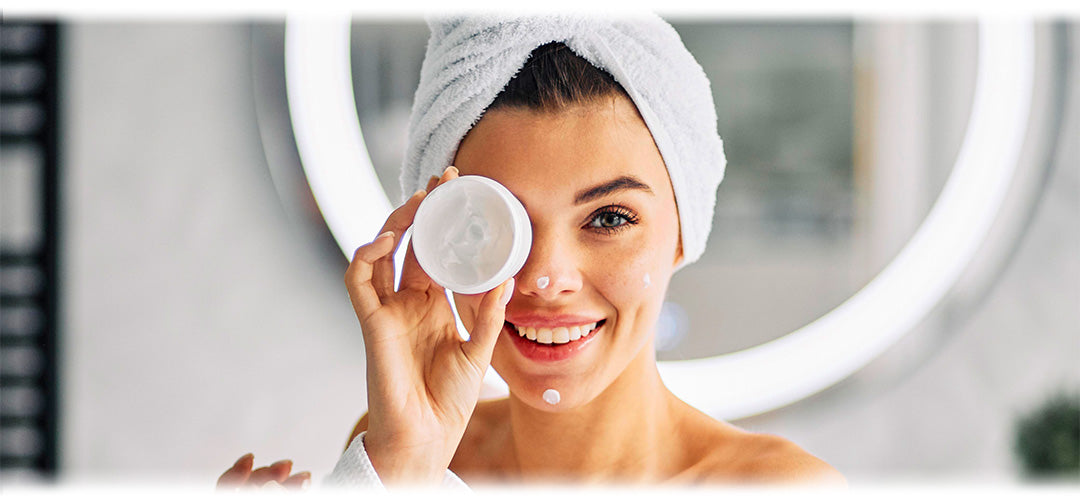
[574,175,654,205]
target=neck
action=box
[504,341,680,484]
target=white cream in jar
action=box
[411,175,532,295]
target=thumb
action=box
[461,278,514,371]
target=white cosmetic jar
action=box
[411,175,532,295]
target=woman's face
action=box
[450,95,683,411]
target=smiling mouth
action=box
[505,319,606,345]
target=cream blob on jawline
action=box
[537,276,550,289]
[543,388,561,405]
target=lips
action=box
[511,321,599,344]
[504,313,605,328]
[504,319,605,363]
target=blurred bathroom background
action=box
[1,13,1077,486]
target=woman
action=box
[218,14,844,490]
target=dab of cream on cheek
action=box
[537,276,550,289]
[643,272,651,289]
[543,388,561,405]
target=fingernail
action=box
[500,278,515,306]
[271,459,292,468]
[301,478,311,489]
[375,230,394,242]
[412,188,426,198]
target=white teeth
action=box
[568,326,581,341]
[536,328,553,344]
[512,322,600,345]
[552,327,570,343]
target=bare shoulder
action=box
[698,424,846,485]
[669,402,843,485]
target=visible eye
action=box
[585,205,640,235]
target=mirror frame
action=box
[280,18,1037,419]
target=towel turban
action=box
[399,12,726,271]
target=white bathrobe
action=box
[322,430,471,491]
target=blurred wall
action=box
[737,23,1080,481]
[59,21,1078,483]
[61,23,369,482]
[741,53,1080,479]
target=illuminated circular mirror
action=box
[251,18,1060,420]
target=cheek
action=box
[585,227,668,309]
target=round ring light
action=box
[284,18,1035,420]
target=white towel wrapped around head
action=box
[400,12,726,271]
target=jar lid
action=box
[411,175,532,295]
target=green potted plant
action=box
[1014,391,1079,481]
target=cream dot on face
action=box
[542,388,561,405]
[537,276,550,289]
[643,272,651,289]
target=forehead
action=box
[451,97,672,202]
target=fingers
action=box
[345,231,396,323]
[282,471,312,489]
[247,466,274,486]
[345,167,460,336]
[269,459,293,482]
[371,189,427,297]
[437,165,459,186]
[248,459,292,486]
[398,239,439,292]
[216,453,254,489]
[425,174,440,192]
[216,455,307,491]
[461,277,514,372]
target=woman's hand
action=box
[215,454,311,490]
[345,166,514,486]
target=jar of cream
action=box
[411,175,532,295]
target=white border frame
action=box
[284,19,1035,419]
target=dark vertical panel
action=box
[0,20,61,480]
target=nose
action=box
[515,226,582,301]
